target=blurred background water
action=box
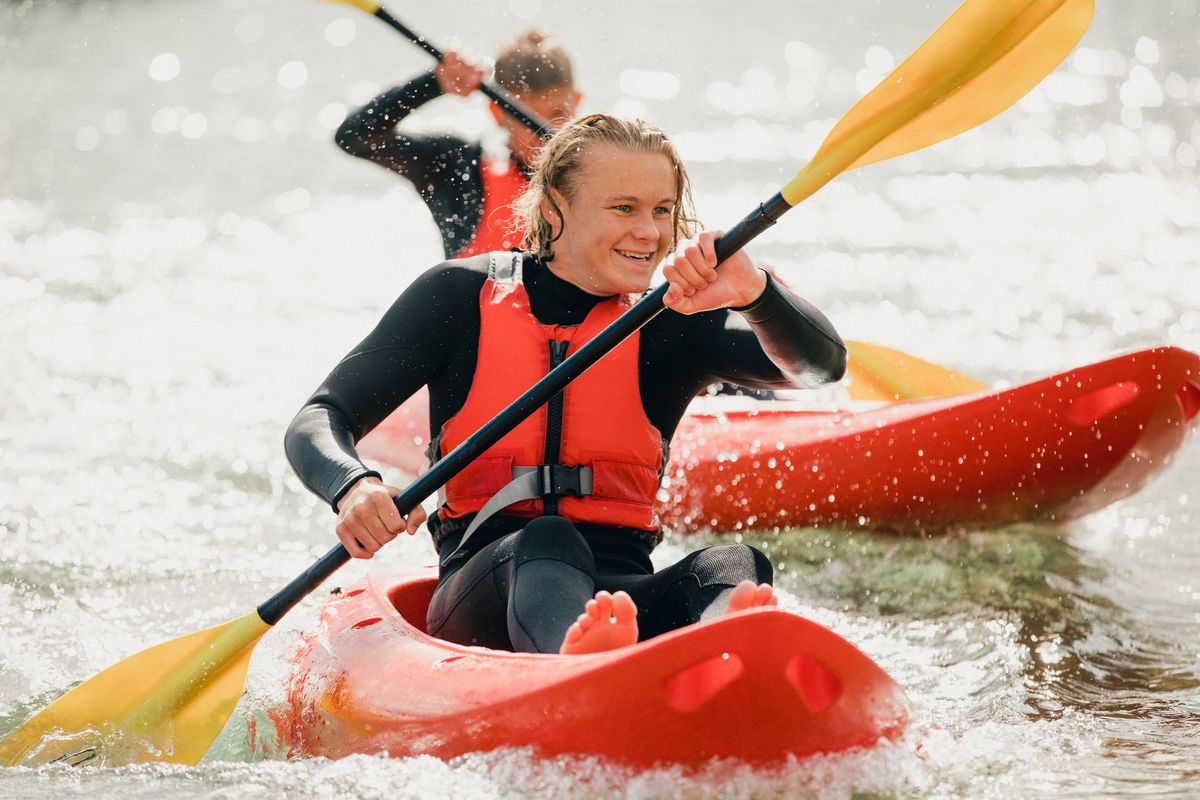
[1,0,1198,797]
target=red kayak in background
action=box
[359,346,1200,533]
[273,569,909,763]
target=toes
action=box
[591,591,614,619]
[753,583,776,606]
[611,591,637,623]
[728,580,756,608]
[725,581,777,613]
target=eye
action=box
[653,206,673,217]
[611,204,633,213]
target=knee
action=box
[692,543,773,588]
[514,516,594,573]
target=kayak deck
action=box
[275,570,910,764]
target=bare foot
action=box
[559,590,638,654]
[725,580,778,614]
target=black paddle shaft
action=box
[258,192,791,625]
[373,7,555,140]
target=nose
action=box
[630,210,660,243]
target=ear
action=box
[540,190,565,237]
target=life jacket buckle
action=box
[537,464,591,497]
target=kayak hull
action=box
[360,346,1200,533]
[661,346,1200,532]
[275,570,909,764]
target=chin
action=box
[617,274,654,295]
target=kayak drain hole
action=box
[664,652,745,713]
[351,617,382,630]
[785,655,841,713]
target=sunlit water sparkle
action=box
[2,0,1199,797]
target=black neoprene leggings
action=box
[425,516,773,653]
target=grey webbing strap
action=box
[489,251,523,283]
[440,465,594,568]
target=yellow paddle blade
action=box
[782,0,1093,206]
[321,0,380,13]
[845,340,988,401]
[0,612,269,768]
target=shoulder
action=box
[392,252,535,313]
[408,253,492,296]
[371,256,494,337]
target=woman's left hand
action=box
[662,231,766,315]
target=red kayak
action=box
[274,569,909,763]
[359,346,1200,533]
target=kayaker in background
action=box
[335,29,581,259]
[286,114,847,655]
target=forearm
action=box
[284,403,381,512]
[282,261,487,510]
[733,273,847,388]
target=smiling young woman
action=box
[515,114,767,310]
[285,113,847,655]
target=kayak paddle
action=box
[324,0,554,138]
[0,0,1091,768]
[844,340,987,400]
[325,0,989,402]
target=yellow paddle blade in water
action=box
[0,612,269,767]
[782,0,1093,206]
[845,340,988,401]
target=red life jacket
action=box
[436,253,664,532]
[453,158,527,259]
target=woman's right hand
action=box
[434,51,485,97]
[335,476,427,559]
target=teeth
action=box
[618,250,651,261]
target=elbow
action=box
[825,339,848,384]
[334,122,367,157]
[786,338,846,389]
[282,411,310,474]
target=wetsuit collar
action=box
[524,255,610,327]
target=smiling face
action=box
[542,145,677,296]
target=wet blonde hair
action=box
[514,113,698,260]
[494,29,574,94]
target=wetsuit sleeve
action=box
[725,271,847,389]
[335,72,449,186]
[639,273,846,437]
[334,73,486,256]
[284,262,485,510]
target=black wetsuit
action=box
[285,252,846,652]
[336,72,517,258]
